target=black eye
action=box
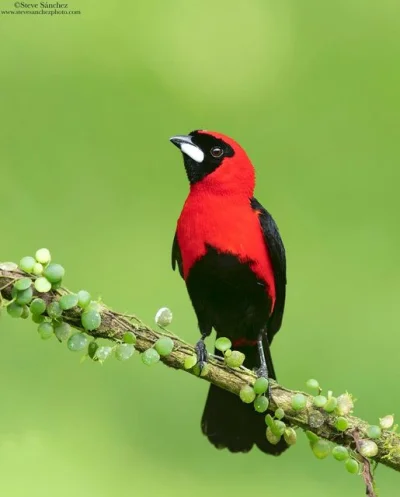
[210,146,223,158]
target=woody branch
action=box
[0,266,399,474]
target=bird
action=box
[170,130,288,455]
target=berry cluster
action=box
[239,375,296,446]
[235,370,394,477]
[141,336,175,366]
[4,248,175,366]
[302,379,393,475]
[215,337,245,368]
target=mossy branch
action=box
[1,265,399,477]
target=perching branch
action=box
[352,428,377,496]
[1,264,400,478]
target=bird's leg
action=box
[256,333,268,378]
[195,322,211,371]
[256,329,273,401]
[195,334,208,371]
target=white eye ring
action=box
[210,147,223,158]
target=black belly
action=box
[186,246,272,341]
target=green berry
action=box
[292,393,307,411]
[34,277,51,293]
[19,256,36,273]
[32,263,44,276]
[32,313,45,324]
[184,355,197,369]
[199,363,210,377]
[192,362,210,377]
[265,414,274,429]
[359,440,378,458]
[254,396,269,413]
[11,286,18,299]
[306,430,320,443]
[345,458,359,474]
[43,263,65,283]
[215,337,232,353]
[271,420,286,437]
[0,262,17,271]
[312,439,331,459]
[313,395,328,408]
[77,290,91,309]
[225,350,245,368]
[21,305,30,319]
[275,408,285,420]
[335,417,349,432]
[59,294,78,310]
[115,343,135,361]
[87,301,101,312]
[141,348,160,366]
[35,248,51,264]
[30,298,46,315]
[366,425,381,439]
[123,332,136,345]
[253,377,269,395]
[332,445,349,461]
[14,277,32,291]
[239,385,256,404]
[306,379,320,392]
[324,397,338,413]
[88,341,98,360]
[15,287,33,305]
[7,302,23,318]
[38,322,54,340]
[192,363,202,376]
[336,393,354,416]
[155,307,173,327]
[54,322,71,341]
[266,427,281,445]
[95,346,113,362]
[67,332,88,351]
[81,310,101,331]
[380,415,394,430]
[154,337,174,356]
[284,427,297,445]
[47,301,62,319]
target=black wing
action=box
[250,197,286,342]
[171,232,184,278]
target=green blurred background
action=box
[1,0,400,495]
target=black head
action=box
[170,130,235,184]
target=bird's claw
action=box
[255,365,267,378]
[195,340,208,372]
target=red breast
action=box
[176,192,276,308]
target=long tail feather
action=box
[201,343,289,455]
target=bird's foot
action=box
[195,339,208,372]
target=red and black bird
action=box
[170,130,288,455]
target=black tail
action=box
[201,341,289,455]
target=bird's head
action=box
[170,130,255,196]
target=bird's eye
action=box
[210,147,223,158]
